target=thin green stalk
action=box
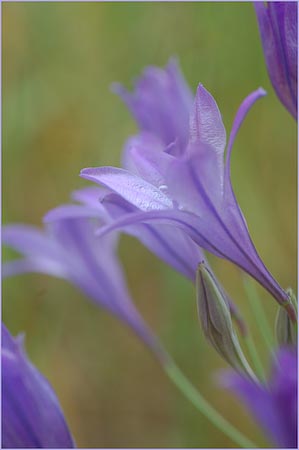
[243,334,266,382]
[243,276,274,351]
[164,360,257,448]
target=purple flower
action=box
[41,185,245,334]
[255,2,297,119]
[80,61,295,319]
[2,215,165,362]
[222,348,297,448]
[2,323,75,448]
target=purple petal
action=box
[43,204,108,223]
[189,84,226,156]
[113,58,193,151]
[3,218,165,361]
[71,186,108,206]
[2,324,75,448]
[2,225,64,261]
[102,192,201,281]
[224,87,266,190]
[255,2,297,118]
[122,133,176,189]
[2,259,66,279]
[222,348,297,448]
[80,166,173,211]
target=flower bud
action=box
[275,290,297,347]
[196,262,255,380]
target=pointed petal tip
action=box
[257,87,267,97]
[110,82,126,96]
[80,167,95,178]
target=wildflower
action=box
[2,215,165,362]
[255,2,297,119]
[2,323,75,448]
[43,186,246,334]
[80,61,294,319]
[222,348,297,448]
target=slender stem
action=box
[164,360,257,448]
[242,276,274,351]
[243,334,266,382]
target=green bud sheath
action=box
[196,262,256,381]
[275,305,297,347]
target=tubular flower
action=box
[2,323,75,448]
[42,186,245,334]
[80,61,294,318]
[2,215,165,362]
[222,348,297,448]
[255,2,297,119]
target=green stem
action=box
[244,334,266,382]
[164,360,257,448]
[243,277,274,351]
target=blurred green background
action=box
[2,2,297,448]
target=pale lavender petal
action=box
[189,84,226,155]
[2,324,75,448]
[224,87,267,192]
[102,192,201,281]
[122,134,175,189]
[2,259,66,279]
[2,225,64,261]
[80,166,173,211]
[122,132,164,173]
[71,186,108,207]
[43,204,108,223]
[113,58,193,151]
[3,218,165,361]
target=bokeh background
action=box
[2,2,297,448]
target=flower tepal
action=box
[255,2,297,119]
[222,348,297,448]
[2,323,75,448]
[2,215,166,362]
[80,61,295,319]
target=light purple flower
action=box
[80,61,295,319]
[255,2,297,119]
[222,348,297,448]
[42,185,245,334]
[2,323,75,448]
[2,216,165,362]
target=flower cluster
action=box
[2,3,297,448]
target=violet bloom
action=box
[80,61,294,319]
[2,323,75,448]
[222,348,297,448]
[255,2,297,119]
[43,185,245,334]
[2,216,165,362]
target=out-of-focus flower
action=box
[112,58,193,152]
[221,348,297,448]
[2,215,165,362]
[80,61,295,319]
[196,262,255,378]
[2,323,75,448]
[255,2,297,119]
